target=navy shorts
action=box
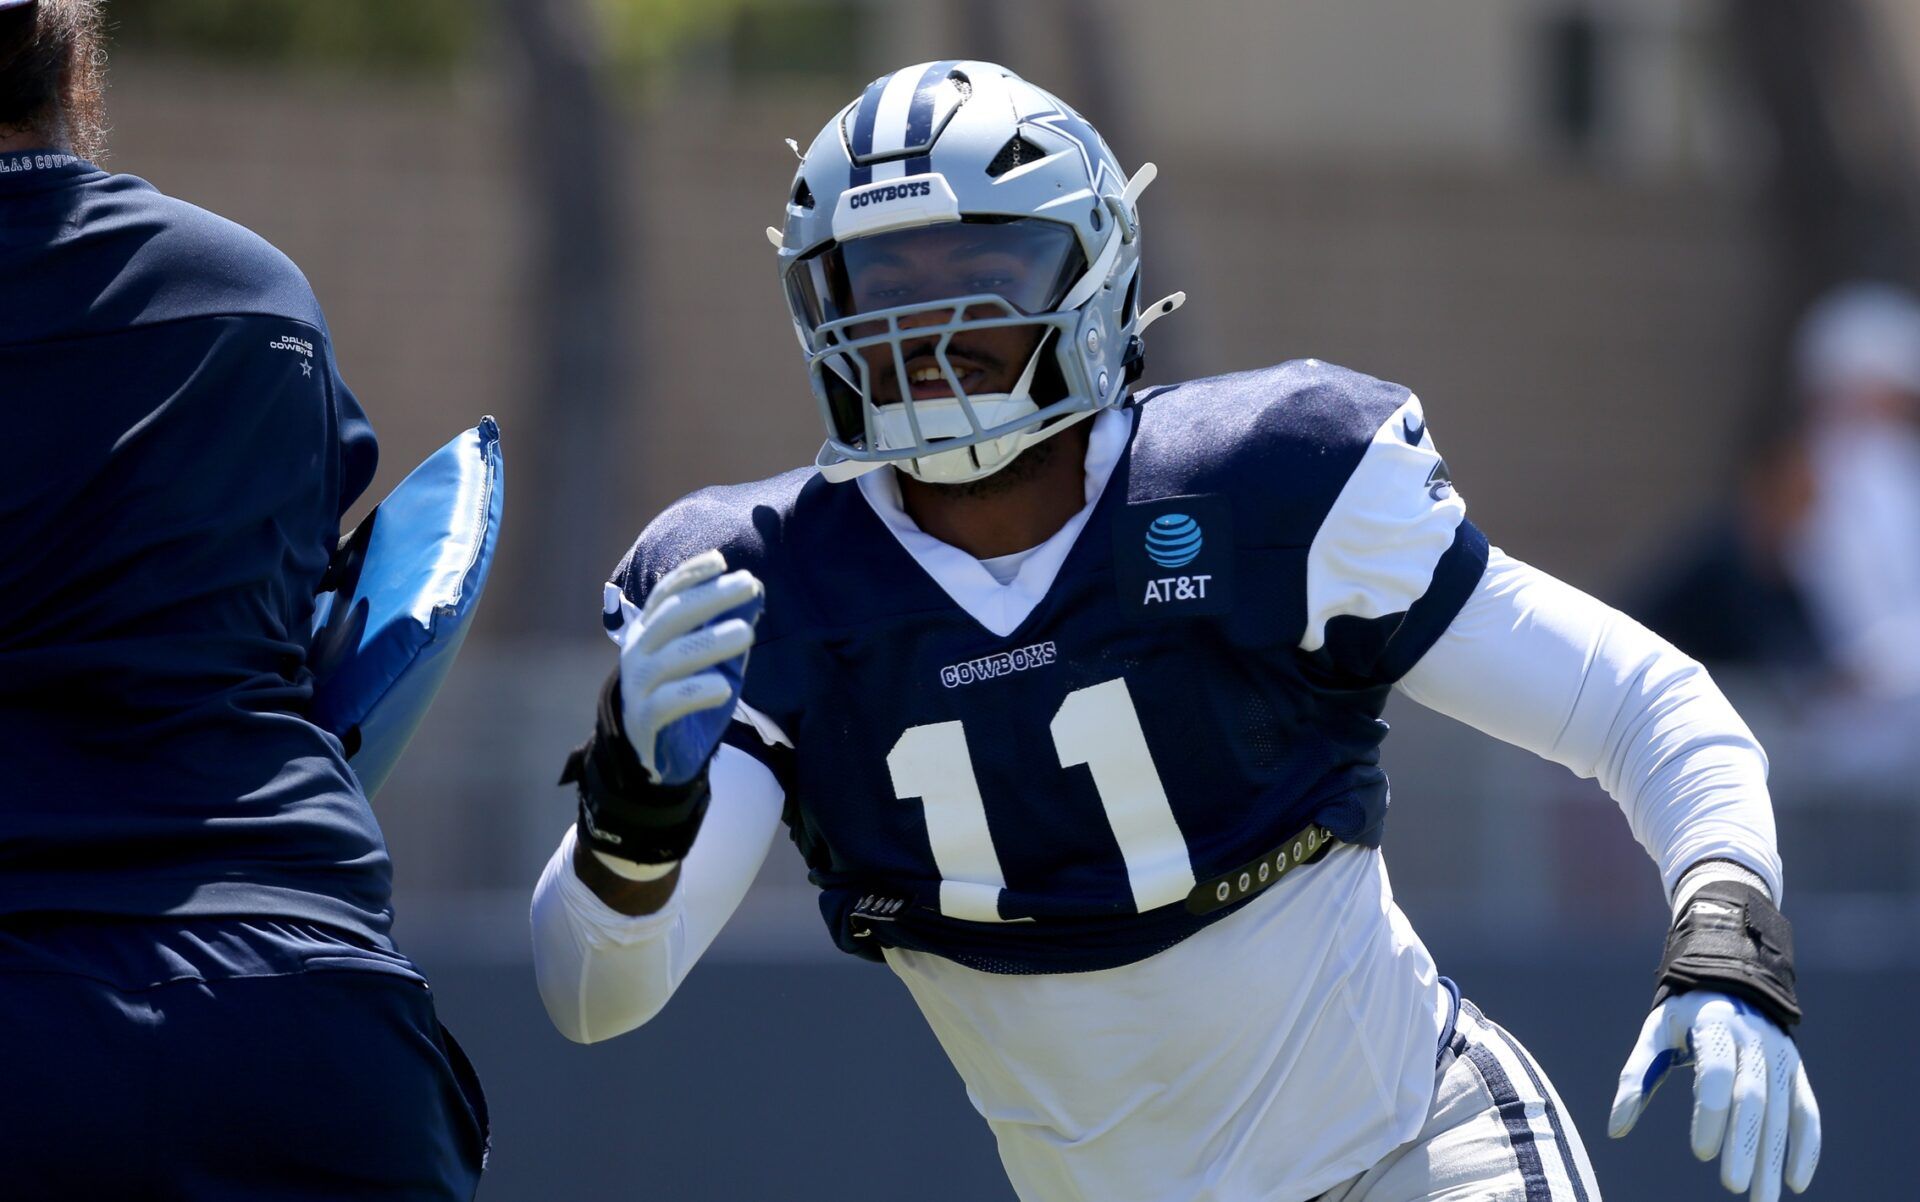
[0,915,488,1200]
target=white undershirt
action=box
[531,416,1781,1200]
[853,408,1131,637]
[978,547,1038,586]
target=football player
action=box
[532,61,1818,1202]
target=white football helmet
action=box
[771,60,1184,484]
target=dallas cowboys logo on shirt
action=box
[1114,494,1235,616]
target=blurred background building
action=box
[88,0,1920,1196]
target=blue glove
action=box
[1609,994,1821,1201]
[603,550,763,785]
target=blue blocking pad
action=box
[310,417,503,797]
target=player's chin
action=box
[922,430,1061,498]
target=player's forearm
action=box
[529,744,786,1043]
[1563,602,1779,898]
[1397,549,1782,900]
[532,825,688,1042]
[1611,676,1780,903]
[1671,857,1771,910]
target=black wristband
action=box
[559,670,712,864]
[1653,880,1802,1032]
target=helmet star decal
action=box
[1022,101,1122,196]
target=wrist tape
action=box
[560,671,711,865]
[1653,879,1802,1032]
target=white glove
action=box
[1609,990,1821,1201]
[604,550,763,785]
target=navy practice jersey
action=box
[616,360,1488,973]
[0,151,394,942]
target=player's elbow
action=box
[546,1008,601,1046]
[554,1014,632,1046]
[534,962,595,1044]
[538,984,652,1045]
[1642,650,1769,773]
[535,960,675,1044]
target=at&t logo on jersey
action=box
[1145,513,1202,567]
[1141,513,1211,605]
[1142,574,1212,605]
[1115,495,1234,618]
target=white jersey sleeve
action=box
[1293,390,1489,688]
[1302,393,1468,652]
[530,741,786,1043]
[1395,548,1783,900]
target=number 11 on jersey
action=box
[886,677,1197,922]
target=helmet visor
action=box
[788,218,1086,329]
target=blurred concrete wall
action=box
[107,45,1776,617]
[875,0,1748,170]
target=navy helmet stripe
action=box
[850,74,889,159]
[901,59,960,177]
[847,73,890,188]
[1461,1042,1554,1202]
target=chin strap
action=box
[1113,162,1186,385]
[1122,291,1186,384]
[1135,291,1186,335]
[815,447,884,483]
[1112,161,1158,242]
[1058,160,1162,316]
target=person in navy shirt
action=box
[0,4,484,1195]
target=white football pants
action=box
[1317,1000,1602,1202]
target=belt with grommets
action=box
[1185,823,1340,915]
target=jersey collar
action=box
[856,406,1134,638]
[0,149,103,196]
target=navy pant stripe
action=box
[1462,1042,1554,1202]
[902,59,959,177]
[1487,1022,1594,1202]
